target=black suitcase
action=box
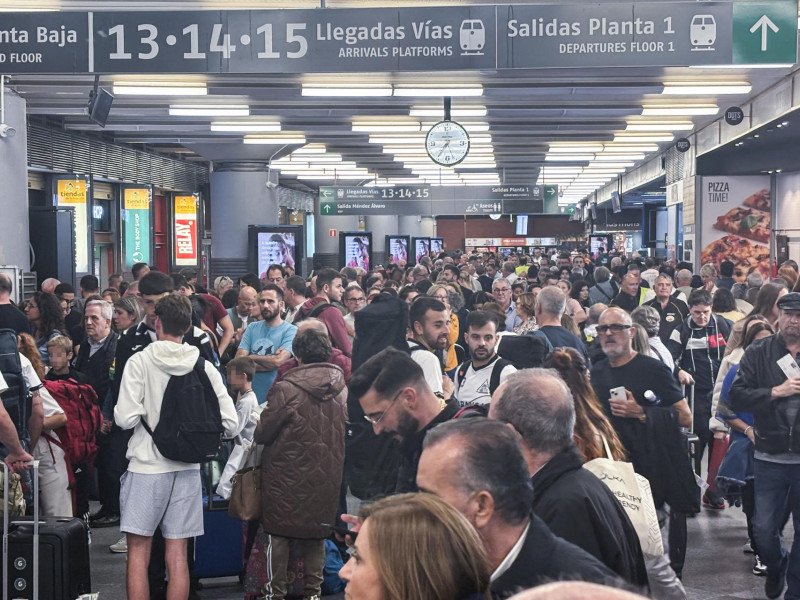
[3,461,92,600]
[680,384,701,475]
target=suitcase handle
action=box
[3,460,39,600]
[681,383,695,435]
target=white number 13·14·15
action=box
[108,23,308,60]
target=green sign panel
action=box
[123,187,151,268]
[733,1,798,64]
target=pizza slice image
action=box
[701,234,770,282]
[713,206,770,244]
[743,188,770,212]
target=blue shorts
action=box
[119,470,204,539]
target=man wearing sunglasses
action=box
[590,307,693,582]
[349,346,459,493]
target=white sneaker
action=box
[110,535,127,553]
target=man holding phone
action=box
[589,307,693,581]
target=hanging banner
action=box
[174,195,198,266]
[699,175,771,281]
[123,187,151,269]
[55,178,90,273]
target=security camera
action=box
[0,124,16,138]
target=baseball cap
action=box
[777,292,800,311]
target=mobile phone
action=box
[321,522,357,541]
[610,386,626,402]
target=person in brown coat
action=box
[252,326,347,600]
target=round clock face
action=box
[426,120,470,167]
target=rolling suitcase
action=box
[3,460,92,600]
[681,383,701,476]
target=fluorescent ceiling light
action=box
[625,122,694,132]
[585,162,633,168]
[298,174,373,180]
[601,144,660,153]
[421,121,490,132]
[548,146,605,153]
[170,104,249,117]
[689,64,793,69]
[370,135,491,145]
[614,134,674,142]
[661,82,751,95]
[593,154,644,161]
[352,122,422,133]
[395,86,483,97]
[210,121,280,132]
[641,105,718,116]
[243,134,306,144]
[287,155,343,163]
[545,155,594,162]
[114,82,207,96]
[409,107,488,117]
[302,84,392,97]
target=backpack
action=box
[455,355,512,397]
[293,300,336,325]
[0,328,30,450]
[42,379,102,466]
[497,332,551,369]
[141,356,224,463]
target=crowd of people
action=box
[1,246,800,600]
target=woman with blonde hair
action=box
[339,493,490,600]
[544,348,627,462]
[514,292,537,335]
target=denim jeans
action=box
[753,459,800,598]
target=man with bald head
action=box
[221,285,259,365]
[590,307,694,580]
[41,278,60,294]
[489,369,647,587]
[0,273,33,335]
[274,318,351,384]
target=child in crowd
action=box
[217,356,263,498]
[44,335,87,384]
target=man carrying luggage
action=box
[114,294,238,600]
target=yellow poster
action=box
[174,195,196,214]
[124,188,150,210]
[55,178,89,273]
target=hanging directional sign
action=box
[0,2,796,73]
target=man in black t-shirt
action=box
[590,307,692,582]
[0,274,33,335]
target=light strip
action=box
[409,108,488,117]
[395,86,483,97]
[641,105,718,116]
[210,121,281,132]
[170,104,249,116]
[302,84,392,97]
[613,134,674,142]
[661,82,751,95]
[352,123,422,133]
[114,82,207,96]
[625,122,694,132]
[544,155,594,162]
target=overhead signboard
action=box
[318,185,541,216]
[1,2,795,73]
[594,207,643,231]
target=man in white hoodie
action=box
[114,294,238,600]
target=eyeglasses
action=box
[347,297,366,303]
[596,324,632,334]
[364,388,404,425]
[493,288,511,293]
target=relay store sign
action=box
[319,185,541,216]
[0,2,796,73]
[174,195,198,266]
[123,187,151,269]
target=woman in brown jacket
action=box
[249,326,348,600]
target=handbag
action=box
[228,443,262,521]
[583,436,664,559]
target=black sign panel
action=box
[594,207,643,231]
[0,13,89,72]
[724,106,745,126]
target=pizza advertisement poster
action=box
[700,176,771,282]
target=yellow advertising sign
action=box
[175,196,196,214]
[124,188,150,210]
[56,179,87,204]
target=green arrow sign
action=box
[320,200,335,215]
[733,1,798,64]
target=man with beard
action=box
[730,292,800,600]
[349,346,459,493]
[408,297,454,399]
[453,311,516,410]
[236,284,297,404]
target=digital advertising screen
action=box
[590,235,611,257]
[429,237,444,255]
[248,225,304,278]
[386,235,410,264]
[413,237,430,264]
[340,232,373,272]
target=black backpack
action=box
[141,356,224,463]
[497,333,551,369]
[0,328,30,451]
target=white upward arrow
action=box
[750,15,779,52]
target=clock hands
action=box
[437,141,451,159]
